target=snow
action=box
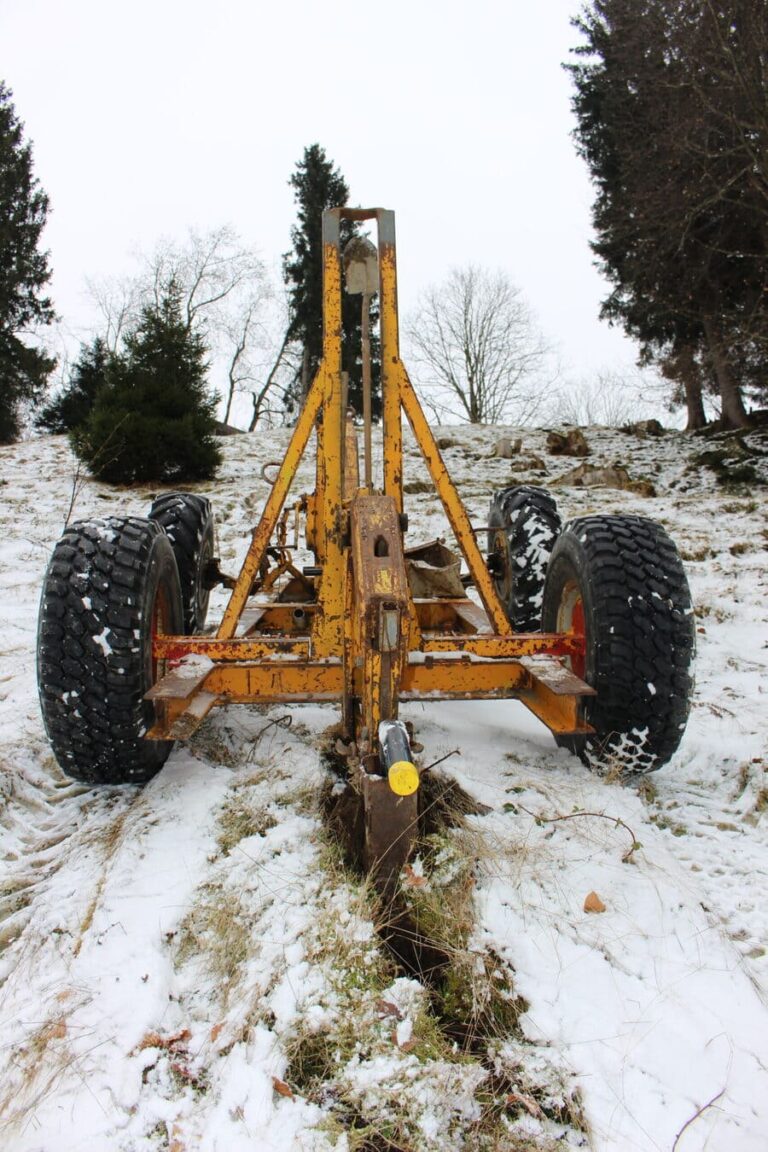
[477,788,767,1149]
[174,654,215,678]
[92,626,113,657]
[1,423,767,1150]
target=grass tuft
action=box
[216,794,277,857]
[176,881,250,1000]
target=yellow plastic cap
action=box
[388,760,420,796]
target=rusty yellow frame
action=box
[148,208,593,745]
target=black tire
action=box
[488,486,561,631]
[37,517,183,785]
[541,515,695,776]
[149,492,214,633]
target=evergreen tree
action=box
[74,286,221,484]
[0,81,55,442]
[36,337,111,433]
[568,2,766,429]
[282,144,381,420]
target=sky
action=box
[0,0,643,398]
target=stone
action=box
[553,462,656,496]
[491,437,522,458]
[622,418,665,438]
[509,454,546,473]
[546,429,590,456]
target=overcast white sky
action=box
[1,0,641,390]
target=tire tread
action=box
[543,514,695,775]
[488,485,561,631]
[37,517,180,785]
[149,493,214,632]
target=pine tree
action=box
[74,286,221,484]
[568,1,767,430]
[282,144,381,420]
[0,82,55,442]
[36,337,111,433]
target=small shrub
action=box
[36,337,110,433]
[73,286,221,484]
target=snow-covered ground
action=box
[1,421,766,1151]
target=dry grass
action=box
[170,752,587,1150]
[0,996,83,1134]
[175,881,250,1000]
[175,780,279,997]
[215,794,277,857]
[72,806,129,956]
[278,780,320,815]
[188,722,243,768]
[295,777,589,1151]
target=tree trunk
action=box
[223,380,234,426]
[248,328,291,432]
[248,391,260,433]
[300,346,310,411]
[703,315,750,429]
[683,374,707,430]
[677,343,707,430]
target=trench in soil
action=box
[320,746,575,1059]
[320,753,474,989]
[312,745,588,1148]
[126,719,588,1148]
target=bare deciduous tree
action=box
[221,293,299,429]
[246,327,298,430]
[145,225,264,336]
[552,367,664,427]
[84,273,143,353]
[86,226,285,428]
[405,266,551,425]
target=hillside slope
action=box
[0,422,766,1151]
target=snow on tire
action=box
[148,492,215,633]
[37,517,183,785]
[541,514,695,776]
[488,486,561,631]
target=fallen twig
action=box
[672,1087,725,1151]
[518,805,642,863]
[422,748,461,772]
[245,713,293,762]
[63,452,87,529]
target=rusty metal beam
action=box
[344,414,360,499]
[147,691,218,740]
[421,633,583,659]
[350,493,410,742]
[311,227,346,658]
[153,636,310,661]
[205,661,343,699]
[518,657,595,735]
[149,654,589,707]
[397,365,512,636]
[146,652,593,740]
[153,630,582,663]
[379,214,404,514]
[360,770,418,890]
[415,599,485,632]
